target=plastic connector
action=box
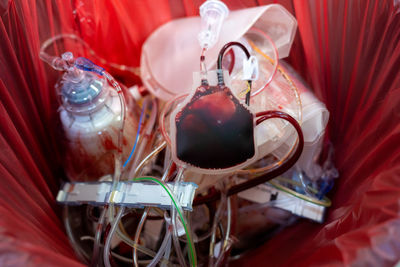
[198,0,229,49]
[75,57,104,76]
[56,181,198,211]
[242,56,259,81]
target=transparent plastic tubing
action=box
[200,48,209,86]
[80,236,147,264]
[112,143,168,260]
[208,189,227,266]
[148,224,172,267]
[193,111,304,206]
[100,70,128,267]
[123,98,148,169]
[132,209,148,267]
[127,98,158,178]
[103,71,126,187]
[132,162,172,267]
[214,197,232,267]
[63,207,89,262]
[103,207,125,267]
[90,205,108,267]
[132,141,167,178]
[131,176,197,267]
[161,235,172,267]
[40,34,140,76]
[103,70,127,265]
[171,168,188,267]
[114,226,161,259]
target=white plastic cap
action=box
[198,0,229,49]
[242,56,259,81]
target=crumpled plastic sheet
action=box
[0,0,399,266]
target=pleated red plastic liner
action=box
[0,0,399,266]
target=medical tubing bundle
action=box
[106,144,169,264]
[123,99,147,169]
[148,222,172,267]
[106,99,160,267]
[132,161,172,267]
[127,98,158,178]
[214,197,232,267]
[103,207,125,267]
[63,207,90,262]
[86,66,126,267]
[106,166,170,263]
[147,165,175,267]
[80,236,142,264]
[171,168,189,267]
[90,205,108,267]
[132,141,167,178]
[40,34,140,76]
[208,188,227,266]
[131,176,198,267]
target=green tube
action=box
[131,177,197,267]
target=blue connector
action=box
[75,57,104,76]
[316,178,334,200]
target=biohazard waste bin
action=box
[0,1,399,266]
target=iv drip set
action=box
[40,1,338,266]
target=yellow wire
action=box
[247,39,302,122]
[238,81,252,98]
[268,177,331,207]
[234,39,303,176]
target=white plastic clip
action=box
[242,56,259,81]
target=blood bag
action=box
[169,70,258,174]
[174,85,255,169]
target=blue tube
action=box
[123,103,146,168]
[75,57,104,75]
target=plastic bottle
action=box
[51,53,139,181]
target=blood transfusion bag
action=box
[167,58,303,179]
[170,77,256,173]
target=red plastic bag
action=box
[0,1,399,266]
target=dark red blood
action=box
[180,113,207,134]
[64,131,118,181]
[191,91,235,124]
[101,132,118,150]
[175,85,255,169]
